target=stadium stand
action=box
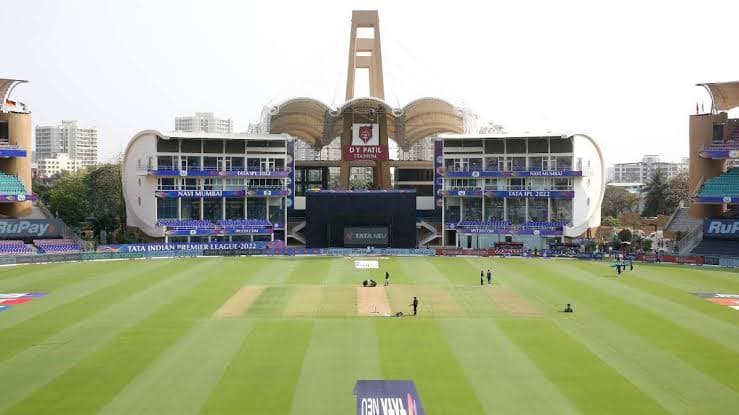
[456,220,565,230]
[33,239,82,254]
[218,219,272,228]
[156,219,216,229]
[691,239,739,256]
[0,172,28,195]
[0,240,36,255]
[697,168,739,197]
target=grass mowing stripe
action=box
[635,263,739,292]
[200,320,313,414]
[0,259,221,413]
[0,261,113,291]
[557,261,739,352]
[3,258,262,415]
[0,260,113,283]
[571,260,739,326]
[0,259,174,362]
[247,257,301,285]
[398,257,450,284]
[498,319,669,414]
[441,319,579,415]
[0,260,172,330]
[98,319,256,415]
[285,257,333,284]
[289,320,382,415]
[513,260,739,393]
[490,260,739,414]
[376,318,485,414]
[246,285,296,317]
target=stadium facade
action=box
[0,79,34,218]
[121,11,605,249]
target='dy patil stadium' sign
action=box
[355,380,425,415]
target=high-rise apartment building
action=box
[174,112,233,134]
[34,120,98,176]
[611,154,688,183]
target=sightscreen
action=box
[305,191,416,248]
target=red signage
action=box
[342,145,389,161]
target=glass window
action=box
[182,178,199,190]
[203,157,220,170]
[203,200,222,221]
[528,198,548,222]
[156,198,178,220]
[484,139,504,154]
[509,156,526,171]
[528,138,548,153]
[247,158,260,171]
[181,199,201,220]
[552,156,572,170]
[463,199,482,221]
[158,178,176,190]
[181,156,201,170]
[157,156,176,170]
[484,178,497,190]
[203,140,222,153]
[550,137,573,153]
[509,178,524,190]
[527,178,547,190]
[528,156,548,171]
[445,204,460,223]
[156,138,178,152]
[551,199,572,223]
[469,158,483,171]
[484,157,502,171]
[506,139,526,153]
[484,198,504,220]
[247,198,266,219]
[507,199,526,223]
[308,169,323,182]
[553,178,572,190]
[180,139,201,153]
[226,156,244,171]
[225,140,245,154]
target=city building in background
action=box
[34,120,98,176]
[0,79,34,217]
[35,153,84,178]
[610,154,687,183]
[175,112,233,134]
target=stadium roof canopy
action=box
[0,79,29,114]
[269,96,464,150]
[698,81,739,112]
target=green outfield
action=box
[0,256,737,414]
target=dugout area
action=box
[304,190,417,248]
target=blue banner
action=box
[441,170,582,177]
[155,190,245,198]
[457,228,563,236]
[703,219,739,240]
[164,227,273,236]
[246,189,291,197]
[438,190,574,199]
[98,242,266,253]
[148,169,289,178]
[694,195,739,204]
[698,149,739,159]
[0,149,27,158]
[485,190,574,199]
[354,380,425,415]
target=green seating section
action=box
[0,172,28,195]
[698,168,739,197]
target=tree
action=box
[617,228,632,242]
[85,164,124,235]
[602,186,638,218]
[48,172,90,228]
[642,168,669,216]
[601,216,620,227]
[665,172,689,213]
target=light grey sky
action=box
[3,0,738,165]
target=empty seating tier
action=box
[697,168,739,197]
[33,239,82,254]
[0,173,28,195]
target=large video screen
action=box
[305,191,416,248]
[344,226,389,246]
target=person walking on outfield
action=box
[629,259,634,271]
[385,271,390,286]
[410,296,419,316]
[487,269,492,285]
[480,270,484,286]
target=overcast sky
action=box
[3,0,738,165]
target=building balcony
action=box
[154,186,291,199]
[698,140,739,160]
[0,140,27,158]
[438,167,582,178]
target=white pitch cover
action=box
[352,124,379,145]
[354,260,379,269]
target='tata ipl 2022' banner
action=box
[354,380,425,415]
[344,123,389,161]
[433,139,443,212]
